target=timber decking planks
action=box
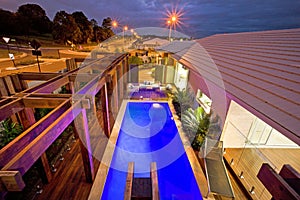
[35,140,100,200]
[224,147,300,200]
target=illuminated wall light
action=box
[230,158,234,165]
[249,186,255,194]
[36,185,43,194]
[239,171,244,179]
[51,164,57,173]
[59,153,64,161]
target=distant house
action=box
[136,38,169,50]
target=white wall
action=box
[221,100,299,148]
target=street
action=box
[0,47,91,76]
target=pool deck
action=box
[88,99,209,199]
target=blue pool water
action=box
[102,102,202,200]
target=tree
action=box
[0,9,19,35]
[72,11,93,43]
[102,17,112,29]
[16,4,52,34]
[52,11,82,44]
[91,18,115,43]
[90,19,98,27]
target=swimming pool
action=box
[101,102,202,199]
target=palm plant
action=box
[181,107,221,151]
[172,87,195,118]
[0,119,23,149]
[181,107,209,150]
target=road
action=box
[0,38,137,77]
[0,47,91,76]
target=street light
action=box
[123,25,128,46]
[112,20,118,28]
[165,7,183,41]
[167,15,177,41]
[167,20,172,41]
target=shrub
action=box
[128,56,143,65]
[181,107,221,151]
[172,87,195,118]
[0,119,23,149]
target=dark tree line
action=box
[0,3,114,44]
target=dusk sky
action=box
[1,0,300,38]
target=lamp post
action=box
[123,25,128,45]
[111,20,119,43]
[167,15,177,41]
[167,20,172,41]
[30,39,42,72]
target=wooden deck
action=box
[224,147,300,200]
[33,140,100,200]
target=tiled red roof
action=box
[159,28,300,145]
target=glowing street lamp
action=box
[167,14,178,41]
[171,16,177,22]
[167,20,172,41]
[165,7,184,41]
[123,25,128,45]
[112,20,118,28]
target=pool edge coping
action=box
[88,100,128,200]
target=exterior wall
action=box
[222,100,299,148]
[174,63,188,90]
[188,70,230,128]
[221,101,256,147]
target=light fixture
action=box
[230,158,234,165]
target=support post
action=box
[118,64,124,105]
[106,75,115,128]
[74,109,95,183]
[101,83,111,137]
[112,72,119,114]
[18,107,53,183]
[36,153,53,183]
